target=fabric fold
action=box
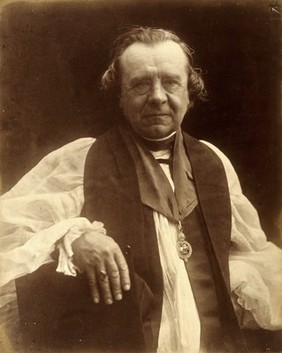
[0,136,281,334]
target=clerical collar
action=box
[140,131,177,151]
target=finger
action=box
[106,261,123,301]
[86,268,100,304]
[115,249,131,291]
[97,268,113,305]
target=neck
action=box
[141,131,177,142]
[120,119,177,151]
[140,132,177,152]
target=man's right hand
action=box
[72,229,131,305]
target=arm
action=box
[201,141,282,330]
[0,137,94,286]
[0,136,130,305]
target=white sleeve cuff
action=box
[56,230,82,277]
[56,220,106,277]
[230,244,282,330]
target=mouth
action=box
[143,113,171,122]
[144,113,170,117]
[141,115,172,128]
[143,114,170,123]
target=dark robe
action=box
[16,125,248,353]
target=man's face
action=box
[119,40,190,139]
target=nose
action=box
[147,80,167,106]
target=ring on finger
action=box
[98,269,108,282]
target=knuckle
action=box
[109,239,119,251]
[110,269,120,278]
[101,248,112,258]
[119,263,128,271]
[101,288,113,303]
[106,260,116,268]
[101,288,111,296]
[88,279,98,287]
[85,258,95,267]
[99,276,110,285]
[100,240,120,258]
[102,288,111,297]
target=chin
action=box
[142,126,173,139]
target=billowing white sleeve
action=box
[202,141,282,330]
[0,137,95,287]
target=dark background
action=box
[0,0,281,243]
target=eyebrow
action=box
[129,72,183,84]
[161,73,182,81]
[129,74,152,83]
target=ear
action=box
[187,99,194,112]
[187,101,194,112]
[186,92,191,109]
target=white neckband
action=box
[141,131,177,142]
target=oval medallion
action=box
[177,240,193,262]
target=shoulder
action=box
[182,132,232,165]
[181,132,242,193]
[200,140,234,169]
[200,140,242,194]
[37,137,96,173]
[182,131,242,194]
[43,137,95,163]
[30,137,96,182]
[2,138,96,198]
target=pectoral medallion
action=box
[177,222,192,262]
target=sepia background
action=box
[0,0,281,237]
[0,0,281,352]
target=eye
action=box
[132,80,151,95]
[162,78,181,93]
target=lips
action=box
[143,113,170,118]
[142,114,171,126]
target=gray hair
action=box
[101,26,207,104]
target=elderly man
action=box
[0,27,281,353]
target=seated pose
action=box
[1,27,281,353]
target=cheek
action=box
[121,95,145,117]
[180,93,190,113]
[171,93,189,114]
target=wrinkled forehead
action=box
[119,40,189,77]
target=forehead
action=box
[119,40,188,79]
